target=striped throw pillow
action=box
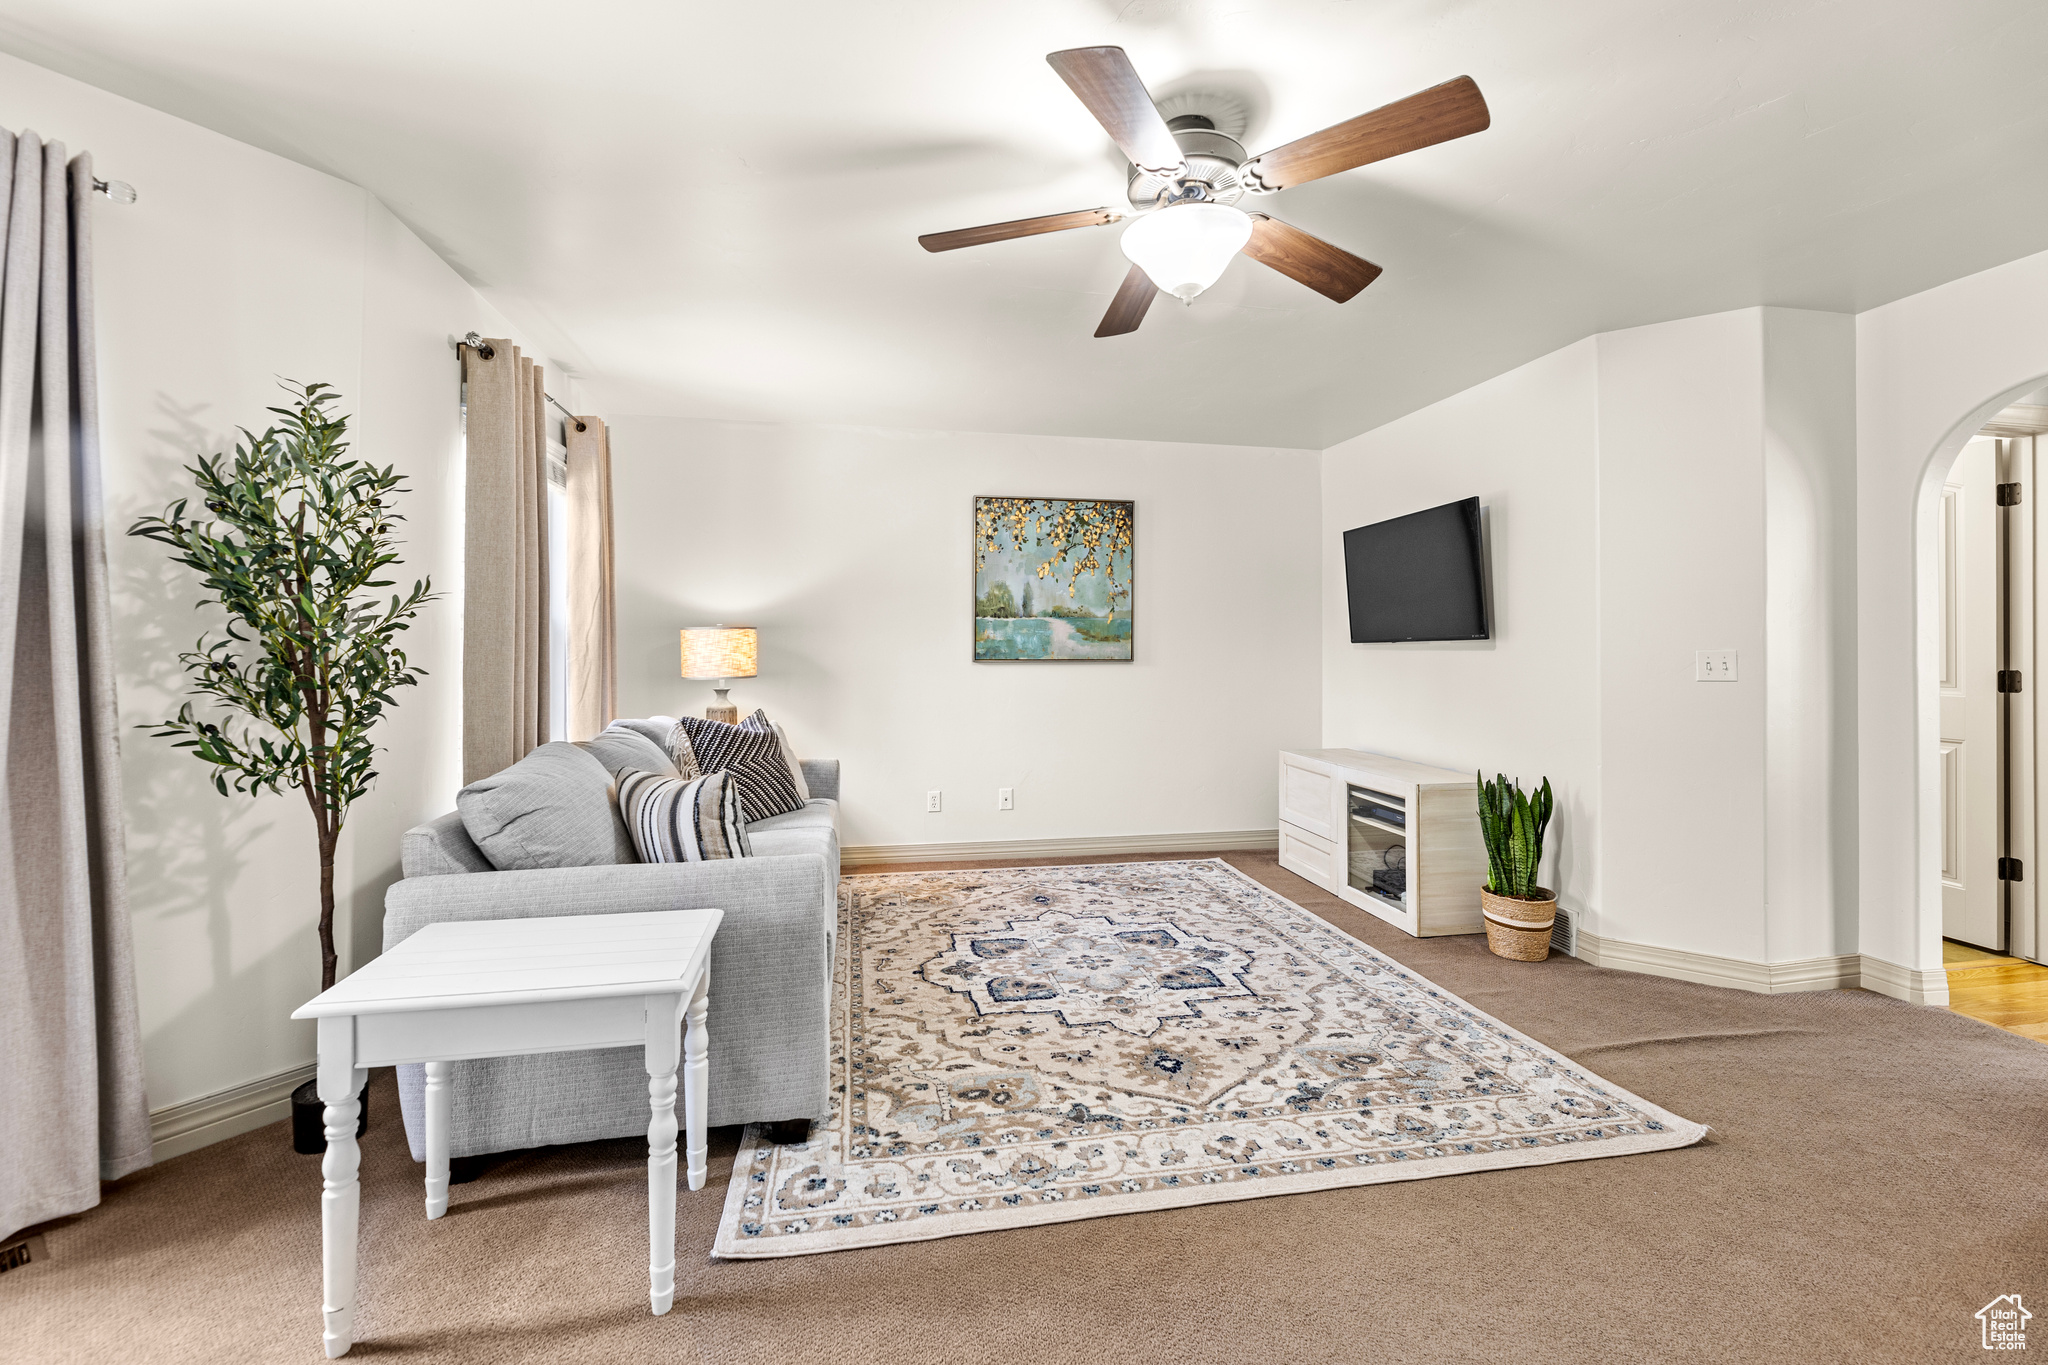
[675,710,806,823]
[617,767,752,862]
[660,721,702,780]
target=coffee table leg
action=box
[423,1061,451,1219]
[684,969,710,1191]
[645,993,682,1316]
[317,1017,365,1358]
[684,965,708,1186]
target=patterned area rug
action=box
[712,860,1705,1257]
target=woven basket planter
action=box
[1481,887,1557,962]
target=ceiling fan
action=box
[919,47,1489,337]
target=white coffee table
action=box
[291,907,722,1358]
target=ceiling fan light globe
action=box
[1119,203,1252,304]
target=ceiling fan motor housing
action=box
[1127,115,1249,211]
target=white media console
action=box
[1277,749,1487,937]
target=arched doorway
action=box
[1844,250,2048,1004]
[1913,377,2048,1005]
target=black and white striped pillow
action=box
[659,721,702,780]
[617,767,752,862]
[675,710,805,823]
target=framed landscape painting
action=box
[974,496,1134,662]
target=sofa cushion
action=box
[579,723,679,780]
[746,798,838,835]
[745,821,839,889]
[676,710,806,822]
[612,716,699,777]
[610,715,673,751]
[618,767,752,862]
[401,811,495,877]
[798,758,840,803]
[456,741,635,871]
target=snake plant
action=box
[1477,772,1554,899]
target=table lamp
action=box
[681,625,757,723]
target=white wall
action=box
[606,418,1322,851]
[1761,309,1859,963]
[1322,309,1859,969]
[1856,247,2048,975]
[1320,340,1602,919]
[1,52,561,1123]
[1595,311,1772,961]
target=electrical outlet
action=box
[926,789,942,813]
[998,787,1014,810]
[1695,649,1739,682]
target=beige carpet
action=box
[719,860,1703,1256]
[6,852,2046,1364]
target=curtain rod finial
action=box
[460,331,496,360]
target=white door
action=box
[1940,437,2004,949]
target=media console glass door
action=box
[1347,785,1408,911]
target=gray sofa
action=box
[383,716,838,1161]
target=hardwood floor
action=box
[1944,939,2048,1043]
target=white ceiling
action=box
[3,0,2047,448]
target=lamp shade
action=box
[680,626,758,680]
[1119,203,1253,302]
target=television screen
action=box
[1343,497,1489,643]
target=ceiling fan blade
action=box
[1241,214,1383,303]
[1095,264,1159,337]
[1046,47,1187,177]
[1240,76,1489,192]
[918,207,1122,253]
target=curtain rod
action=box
[92,177,136,203]
[458,332,586,431]
[546,391,587,433]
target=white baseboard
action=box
[150,1062,316,1162]
[1575,930,1950,1004]
[842,829,1280,867]
[1856,955,1952,1006]
[1575,930,1860,993]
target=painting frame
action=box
[972,495,1136,663]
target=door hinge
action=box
[2001,856,2025,882]
[1999,482,2025,506]
[1999,670,2024,693]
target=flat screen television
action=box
[1342,497,1489,643]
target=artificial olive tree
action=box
[130,382,435,990]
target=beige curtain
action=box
[0,131,153,1241]
[461,338,549,782]
[564,416,616,740]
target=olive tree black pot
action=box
[291,1077,369,1154]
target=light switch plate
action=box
[1695,649,1739,681]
